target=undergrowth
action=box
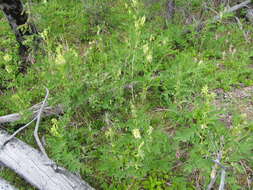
[0,0,252,189]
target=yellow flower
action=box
[147,126,153,135]
[50,119,62,137]
[55,54,66,65]
[201,124,207,129]
[3,54,12,62]
[55,45,66,65]
[198,60,203,65]
[149,34,155,42]
[143,44,149,55]
[41,30,48,40]
[131,104,137,118]
[132,0,138,7]
[201,85,209,95]
[134,20,139,29]
[146,54,153,63]
[5,65,13,73]
[140,16,146,27]
[143,44,153,63]
[137,141,145,158]
[105,128,114,138]
[132,128,141,139]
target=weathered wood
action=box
[195,0,252,32]
[0,178,18,190]
[213,0,251,21]
[0,103,64,124]
[0,130,94,190]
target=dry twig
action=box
[213,0,251,22]
[1,88,53,153]
[207,151,222,190]
[2,117,37,147]
[34,88,49,158]
[219,168,226,190]
[197,0,252,31]
[207,136,227,190]
[0,103,63,124]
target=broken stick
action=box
[213,0,251,22]
[196,0,252,31]
[0,103,64,124]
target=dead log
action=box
[0,103,64,124]
[0,130,94,190]
[0,178,18,190]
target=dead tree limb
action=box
[0,130,94,190]
[207,151,222,190]
[0,103,64,124]
[213,0,251,22]
[207,136,226,190]
[0,178,18,190]
[196,0,252,31]
[33,88,50,158]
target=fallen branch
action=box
[0,130,94,190]
[207,136,227,190]
[196,0,252,31]
[0,103,64,124]
[3,117,37,146]
[33,88,50,158]
[207,151,222,190]
[0,178,18,190]
[213,0,251,22]
[219,168,226,190]
[0,89,93,189]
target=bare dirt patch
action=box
[214,86,253,127]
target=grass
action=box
[0,0,252,189]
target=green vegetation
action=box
[0,0,252,189]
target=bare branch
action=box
[219,169,226,190]
[207,151,222,190]
[213,0,251,22]
[2,117,37,147]
[0,89,63,148]
[0,104,64,124]
[197,0,252,31]
[34,88,49,158]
